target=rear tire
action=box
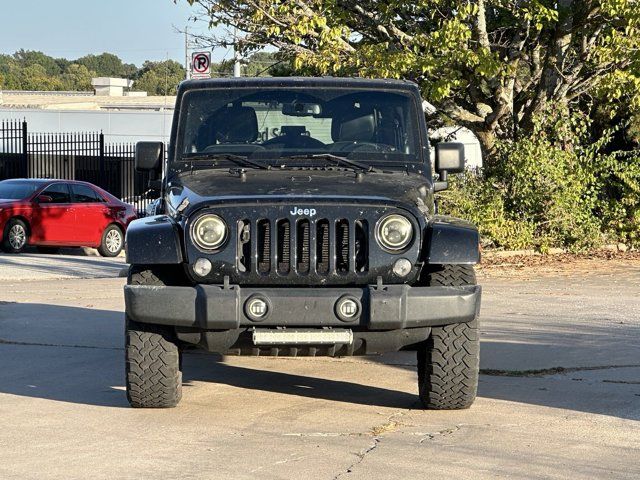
[125,265,182,408]
[98,224,123,257]
[1,218,29,253]
[417,265,479,410]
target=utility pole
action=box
[185,26,190,81]
[233,27,241,78]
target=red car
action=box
[0,179,137,257]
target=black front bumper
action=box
[124,283,481,330]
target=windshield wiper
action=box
[182,153,270,170]
[284,153,379,173]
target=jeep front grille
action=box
[237,218,369,276]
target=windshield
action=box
[0,181,41,200]
[176,87,423,167]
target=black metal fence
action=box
[0,119,158,216]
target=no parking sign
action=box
[191,51,211,79]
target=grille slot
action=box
[237,219,251,272]
[257,219,271,274]
[277,220,291,274]
[296,220,310,273]
[316,220,330,274]
[355,220,368,273]
[336,219,349,273]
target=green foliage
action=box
[18,64,65,91]
[13,49,67,76]
[60,64,94,90]
[76,53,137,78]
[132,60,185,95]
[439,173,537,250]
[440,107,640,250]
[0,51,89,91]
[208,51,280,77]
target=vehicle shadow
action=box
[182,353,421,409]
[0,302,638,420]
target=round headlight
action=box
[376,214,413,251]
[192,214,227,250]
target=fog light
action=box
[335,296,360,321]
[393,258,412,277]
[246,297,268,320]
[193,258,212,276]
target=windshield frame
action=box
[169,84,430,177]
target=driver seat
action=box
[331,108,377,143]
[214,106,259,144]
[196,106,263,154]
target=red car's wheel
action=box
[98,224,124,257]
[2,218,29,254]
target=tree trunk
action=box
[475,129,498,163]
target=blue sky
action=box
[0,0,230,66]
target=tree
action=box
[76,53,137,78]
[61,64,94,91]
[184,0,640,153]
[13,49,66,76]
[19,64,64,91]
[133,60,185,95]
[207,52,278,77]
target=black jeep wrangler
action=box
[125,77,481,409]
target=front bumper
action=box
[124,283,481,330]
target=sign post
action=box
[191,51,211,79]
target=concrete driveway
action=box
[0,248,125,281]
[0,258,638,479]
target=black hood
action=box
[168,168,434,211]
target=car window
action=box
[0,180,42,200]
[71,184,103,203]
[42,183,71,203]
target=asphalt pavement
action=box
[0,255,638,479]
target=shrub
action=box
[439,105,640,251]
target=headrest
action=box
[215,106,258,143]
[280,126,306,136]
[331,109,376,143]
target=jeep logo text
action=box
[290,207,317,217]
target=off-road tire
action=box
[417,264,479,410]
[1,218,29,253]
[125,266,182,408]
[98,224,123,257]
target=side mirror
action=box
[36,194,53,203]
[434,142,465,192]
[135,142,163,173]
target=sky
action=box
[0,0,231,66]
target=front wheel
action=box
[125,317,182,408]
[125,265,183,408]
[417,265,479,409]
[2,218,29,253]
[98,224,123,257]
